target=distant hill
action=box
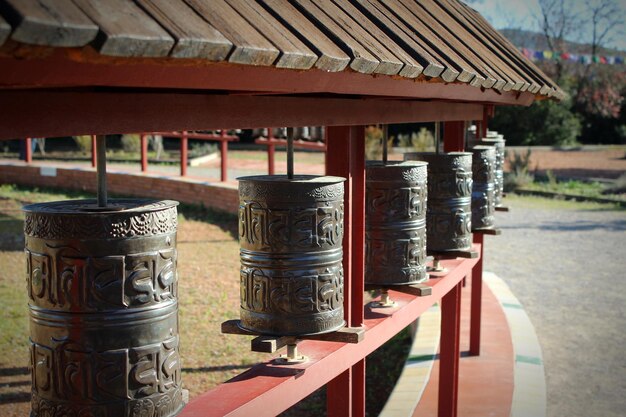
[499,28,623,56]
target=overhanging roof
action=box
[0,0,563,101]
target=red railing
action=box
[255,128,326,175]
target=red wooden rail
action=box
[180,121,481,417]
[140,131,239,179]
[180,254,479,417]
[255,128,326,175]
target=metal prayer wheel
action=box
[238,175,345,336]
[365,161,428,286]
[24,199,184,417]
[404,152,473,252]
[480,137,505,206]
[471,146,496,230]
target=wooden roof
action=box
[0,0,563,101]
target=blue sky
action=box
[467,0,626,51]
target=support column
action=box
[267,128,275,175]
[180,131,188,177]
[439,282,462,417]
[220,130,228,182]
[91,135,97,168]
[469,233,485,356]
[25,138,32,163]
[325,125,366,417]
[140,134,148,172]
[443,121,466,153]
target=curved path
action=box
[484,196,626,417]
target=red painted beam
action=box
[179,252,480,417]
[0,91,483,140]
[0,50,535,106]
[439,282,462,417]
[443,121,466,153]
[469,233,485,356]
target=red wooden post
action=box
[443,121,465,153]
[140,133,148,172]
[91,135,97,167]
[25,137,32,163]
[325,125,366,417]
[469,233,485,356]
[439,282,462,417]
[220,130,228,182]
[180,130,188,176]
[267,128,275,175]
[439,120,465,417]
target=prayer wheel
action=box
[24,199,184,417]
[365,161,428,286]
[480,136,505,206]
[471,146,496,230]
[238,175,345,336]
[405,152,473,252]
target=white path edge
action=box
[379,272,546,417]
[484,271,547,417]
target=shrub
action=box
[120,134,141,153]
[503,149,534,191]
[73,135,92,153]
[490,100,581,146]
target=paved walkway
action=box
[483,196,626,417]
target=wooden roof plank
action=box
[135,0,232,60]
[398,0,501,89]
[308,0,402,76]
[362,0,459,81]
[73,0,174,57]
[293,0,380,74]
[0,0,97,47]
[333,0,423,78]
[184,0,280,66]
[419,0,526,91]
[224,0,317,69]
[453,1,556,93]
[0,14,10,46]
[354,0,442,78]
[439,0,539,92]
[377,0,479,84]
[259,0,349,72]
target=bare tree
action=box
[587,0,625,57]
[535,0,581,82]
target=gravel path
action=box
[483,196,626,417]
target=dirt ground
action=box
[504,147,626,179]
[202,147,626,181]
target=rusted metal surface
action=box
[480,137,505,206]
[470,145,496,230]
[238,175,345,336]
[365,161,429,286]
[405,152,473,252]
[24,199,183,417]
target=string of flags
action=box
[520,48,624,65]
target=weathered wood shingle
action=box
[0,0,564,99]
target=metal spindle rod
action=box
[382,124,388,164]
[96,135,108,207]
[435,122,441,154]
[287,127,294,179]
